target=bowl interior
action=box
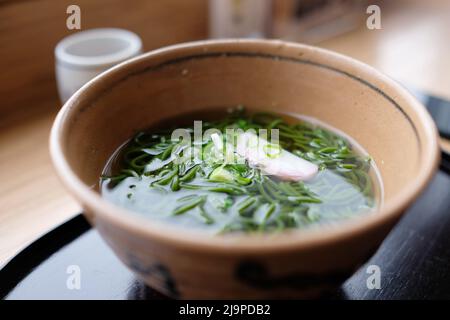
[58,41,435,211]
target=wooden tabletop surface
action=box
[1,0,450,266]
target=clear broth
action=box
[100,108,382,234]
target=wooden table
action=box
[0,110,80,266]
[1,0,450,266]
[318,0,450,100]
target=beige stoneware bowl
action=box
[50,40,439,299]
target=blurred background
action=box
[1,0,450,265]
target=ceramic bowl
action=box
[50,40,439,298]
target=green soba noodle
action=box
[101,107,377,234]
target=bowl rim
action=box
[50,39,440,254]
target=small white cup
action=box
[55,28,142,103]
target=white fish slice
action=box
[210,132,318,181]
[235,132,318,181]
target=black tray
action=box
[2,89,450,300]
[1,169,450,300]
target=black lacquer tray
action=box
[2,90,450,300]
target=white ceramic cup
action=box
[55,28,142,103]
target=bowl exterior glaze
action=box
[50,40,439,298]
